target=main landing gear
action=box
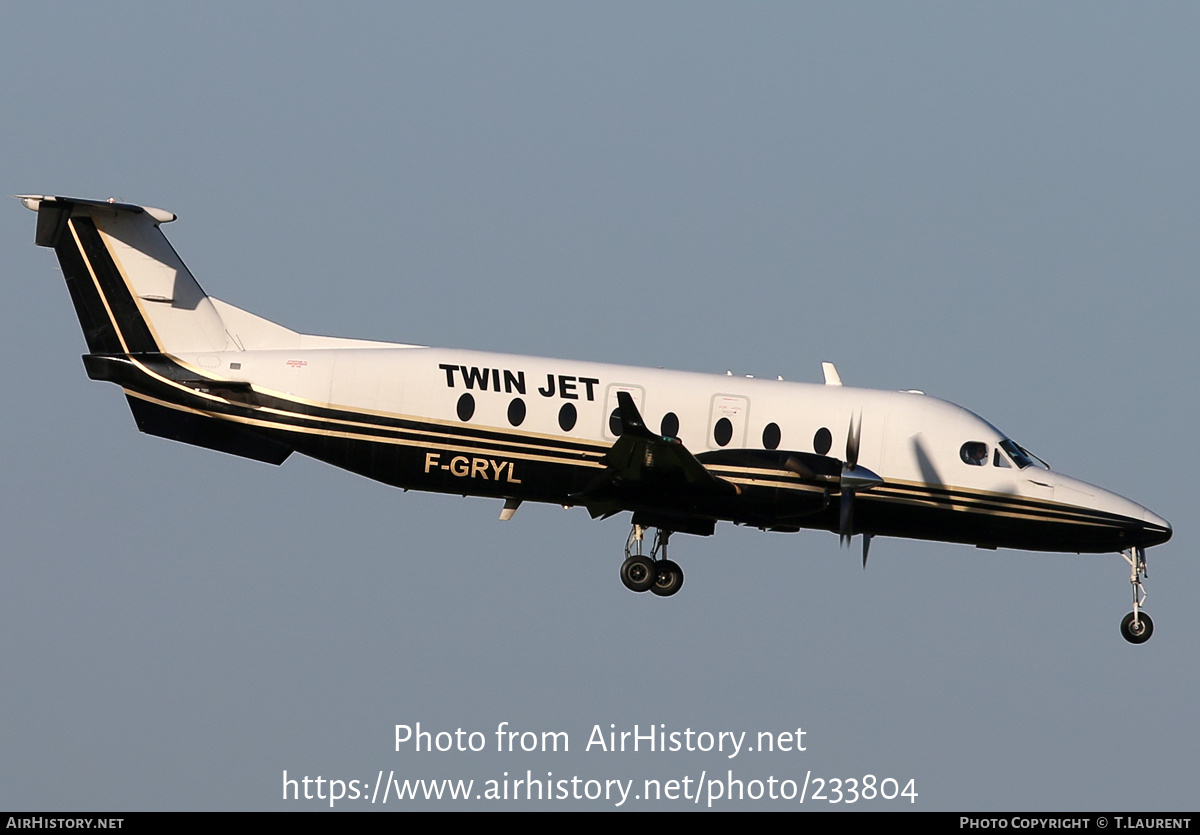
[620,525,684,597]
[1119,546,1153,644]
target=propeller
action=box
[838,412,883,560]
[783,412,883,563]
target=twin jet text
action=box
[439,364,600,401]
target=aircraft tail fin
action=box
[19,195,301,465]
[19,195,231,355]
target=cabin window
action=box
[960,441,988,466]
[762,422,781,450]
[660,412,679,439]
[507,398,526,427]
[813,427,832,455]
[714,417,733,447]
[993,448,1012,468]
[609,408,623,436]
[558,402,577,432]
[456,393,475,422]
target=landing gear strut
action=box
[1119,546,1153,644]
[620,525,684,597]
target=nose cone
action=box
[1053,472,1171,551]
[1140,508,1172,547]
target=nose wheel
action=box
[1120,611,1153,644]
[620,525,684,597]
[1120,547,1153,644]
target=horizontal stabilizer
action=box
[126,395,292,465]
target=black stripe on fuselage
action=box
[853,490,1163,552]
[131,353,613,459]
[100,352,1161,550]
[870,481,1117,527]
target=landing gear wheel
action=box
[1120,611,1154,644]
[620,555,655,593]
[650,559,684,597]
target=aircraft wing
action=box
[576,391,740,515]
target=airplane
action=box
[18,194,1172,643]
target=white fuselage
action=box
[168,342,1166,548]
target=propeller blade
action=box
[839,489,853,547]
[784,455,817,480]
[837,413,882,553]
[846,412,861,469]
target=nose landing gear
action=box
[1119,547,1153,644]
[619,525,684,597]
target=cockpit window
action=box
[993,448,1011,468]
[999,439,1048,470]
[960,441,988,466]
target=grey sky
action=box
[2,3,1196,810]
